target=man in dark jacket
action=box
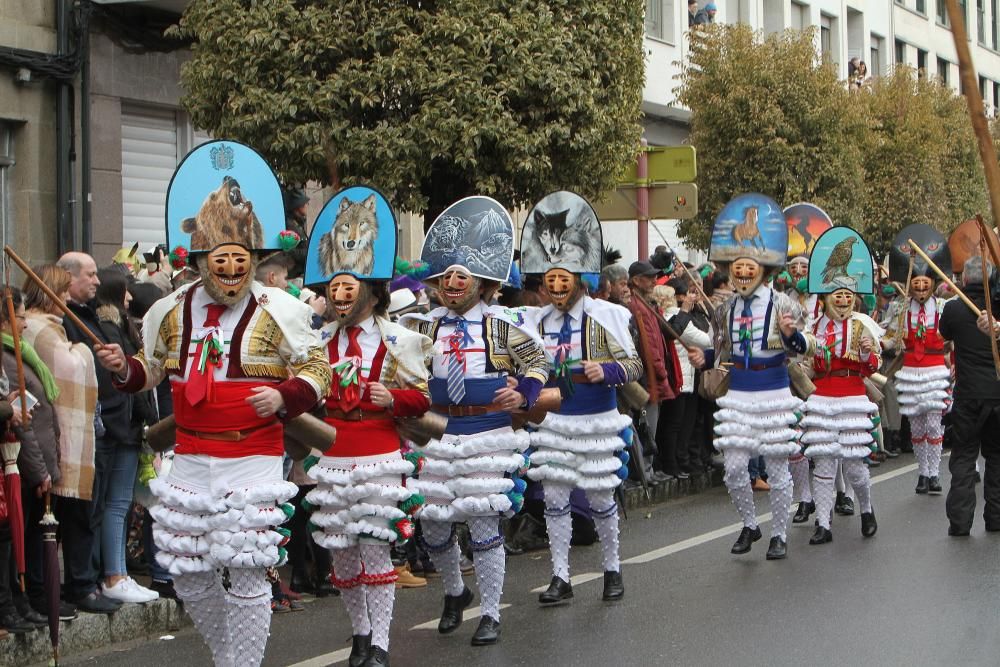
[55,252,124,614]
[939,256,1000,536]
[694,2,717,25]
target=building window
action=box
[917,48,928,76]
[821,15,833,63]
[938,56,950,85]
[979,0,987,41]
[646,0,675,43]
[938,0,967,24]
[917,0,927,13]
[791,1,807,30]
[0,123,11,250]
[993,0,999,47]
[994,79,999,111]
[981,75,988,99]
[871,35,884,76]
[896,39,906,66]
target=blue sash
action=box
[429,377,512,435]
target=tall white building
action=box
[606,0,1000,264]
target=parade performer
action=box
[882,224,952,495]
[301,186,432,667]
[689,193,812,560]
[799,226,880,543]
[518,192,643,604]
[95,141,331,667]
[400,197,549,646]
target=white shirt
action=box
[334,315,382,381]
[431,302,493,379]
[183,285,251,382]
[540,297,585,370]
[908,297,939,328]
[731,284,783,359]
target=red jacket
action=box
[629,296,682,402]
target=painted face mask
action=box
[199,243,255,305]
[825,288,855,321]
[439,267,481,314]
[326,274,372,327]
[910,276,934,304]
[731,258,764,297]
[788,258,809,281]
[543,268,581,312]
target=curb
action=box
[622,468,726,509]
[1,598,190,667]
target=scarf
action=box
[1,332,60,402]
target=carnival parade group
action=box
[82,141,1000,667]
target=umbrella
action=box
[1,436,24,590]
[40,493,60,665]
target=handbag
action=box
[697,367,730,401]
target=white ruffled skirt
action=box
[409,425,530,522]
[149,454,297,576]
[896,364,951,416]
[527,408,633,491]
[714,387,803,457]
[800,393,878,459]
[305,451,420,549]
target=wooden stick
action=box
[908,238,981,316]
[3,246,103,347]
[4,291,27,424]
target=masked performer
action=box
[297,186,432,667]
[517,192,642,604]
[400,197,549,646]
[800,226,881,543]
[689,193,812,560]
[882,224,952,495]
[96,142,331,667]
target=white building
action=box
[607,0,1000,265]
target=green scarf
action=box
[1,332,60,402]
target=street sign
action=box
[593,183,698,221]
[620,145,698,184]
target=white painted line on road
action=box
[409,603,511,630]
[286,647,352,667]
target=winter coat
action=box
[2,350,61,488]
[629,295,683,402]
[664,306,712,393]
[939,283,1000,401]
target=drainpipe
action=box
[56,0,72,255]
[80,1,92,253]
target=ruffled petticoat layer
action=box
[527,408,633,491]
[305,451,420,550]
[714,387,803,457]
[409,425,530,523]
[149,454,297,576]
[800,393,878,459]
[896,364,951,416]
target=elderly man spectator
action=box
[601,264,632,307]
[56,252,132,613]
[940,257,1000,536]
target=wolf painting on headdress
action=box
[318,194,379,276]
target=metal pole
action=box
[637,138,649,261]
[55,0,72,255]
[80,1,92,253]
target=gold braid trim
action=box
[242,363,289,379]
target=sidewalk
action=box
[622,467,725,509]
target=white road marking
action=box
[409,603,511,630]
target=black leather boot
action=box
[834,492,855,516]
[792,501,815,524]
[363,646,390,667]
[538,576,574,604]
[437,587,474,634]
[809,526,833,545]
[348,634,371,667]
[927,476,942,495]
[915,475,929,494]
[765,536,787,560]
[861,511,878,537]
[601,571,624,601]
[470,615,500,646]
[730,526,762,554]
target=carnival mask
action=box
[543,268,581,312]
[439,266,481,314]
[910,276,934,304]
[731,258,764,297]
[198,243,255,305]
[788,258,809,281]
[327,274,372,327]
[825,288,855,321]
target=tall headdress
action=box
[808,226,875,294]
[420,196,514,282]
[784,202,833,259]
[519,191,603,275]
[166,140,287,256]
[888,223,950,282]
[303,185,398,284]
[709,193,788,268]
[948,218,984,274]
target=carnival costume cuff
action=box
[600,362,628,386]
[782,330,807,355]
[389,388,431,417]
[114,356,147,393]
[276,377,321,420]
[701,349,715,370]
[516,376,543,408]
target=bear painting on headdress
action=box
[181,176,264,251]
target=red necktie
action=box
[915,307,927,359]
[185,303,227,406]
[338,326,364,411]
[824,319,837,350]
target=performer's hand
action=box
[310,296,327,316]
[95,343,127,374]
[493,386,525,412]
[581,360,605,383]
[36,474,51,498]
[860,337,873,355]
[369,382,393,408]
[246,386,286,418]
[977,312,1000,336]
[688,348,705,368]
[779,313,798,338]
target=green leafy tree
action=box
[675,24,867,250]
[173,0,645,224]
[860,67,987,255]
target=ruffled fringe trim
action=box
[803,443,842,458]
[406,478,455,502]
[714,423,799,443]
[715,408,801,430]
[150,478,298,512]
[717,392,802,413]
[448,476,515,496]
[527,465,580,486]
[800,415,875,432]
[528,449,586,468]
[305,484,412,511]
[534,409,633,436]
[715,429,798,450]
[841,445,873,459]
[896,379,950,394]
[896,365,950,382]
[804,395,877,416]
[529,431,625,455]
[308,458,415,487]
[898,389,949,404]
[420,452,527,477]
[418,493,515,521]
[418,430,530,460]
[757,442,801,457]
[900,401,948,416]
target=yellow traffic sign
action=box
[593,183,699,221]
[620,146,698,184]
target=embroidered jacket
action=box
[711,285,812,364]
[880,296,948,367]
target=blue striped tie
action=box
[443,317,471,403]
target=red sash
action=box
[172,381,282,458]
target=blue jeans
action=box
[143,509,171,582]
[748,455,766,481]
[91,438,139,578]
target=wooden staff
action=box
[3,246,102,347]
[4,291,27,425]
[908,238,981,316]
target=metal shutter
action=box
[121,106,178,247]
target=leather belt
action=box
[177,422,275,442]
[326,408,392,422]
[731,362,781,371]
[569,372,595,384]
[827,369,863,378]
[431,402,505,417]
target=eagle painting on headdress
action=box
[821,236,857,284]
